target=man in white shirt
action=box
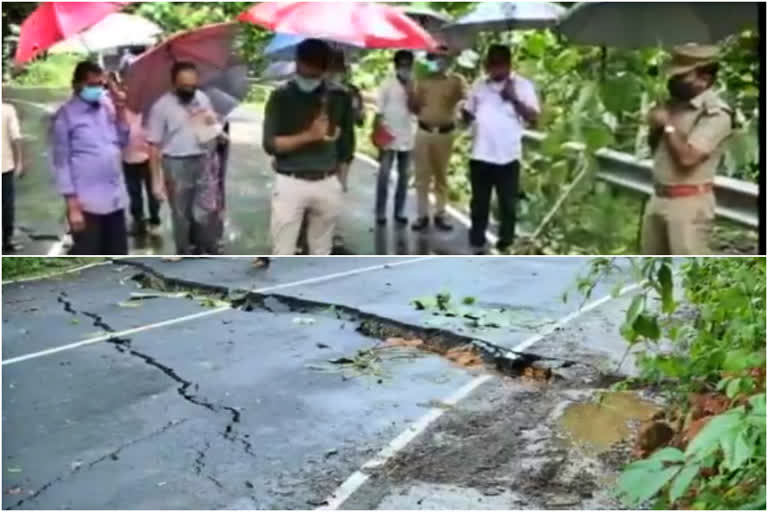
[374,50,417,226]
[462,45,540,254]
[2,103,24,252]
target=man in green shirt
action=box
[262,39,355,255]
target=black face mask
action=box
[176,88,196,104]
[667,76,696,101]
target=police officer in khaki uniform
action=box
[642,43,733,255]
[411,48,468,232]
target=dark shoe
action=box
[411,217,429,232]
[128,220,147,237]
[376,218,387,227]
[471,244,487,256]
[3,241,23,253]
[394,216,408,226]
[434,215,453,232]
[496,243,513,254]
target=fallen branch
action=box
[531,154,591,241]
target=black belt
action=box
[419,121,455,134]
[163,154,205,160]
[278,170,337,181]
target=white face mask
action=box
[396,68,412,82]
[295,76,322,93]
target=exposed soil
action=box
[359,375,656,509]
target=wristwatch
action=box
[664,125,677,134]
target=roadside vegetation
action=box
[2,2,759,254]
[1,257,105,281]
[577,257,766,509]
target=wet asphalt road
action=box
[3,87,480,256]
[1,257,631,510]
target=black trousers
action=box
[69,209,128,255]
[469,159,520,249]
[123,161,160,225]
[2,171,15,246]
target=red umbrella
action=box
[239,2,438,50]
[15,2,129,65]
[124,23,242,114]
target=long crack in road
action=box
[3,260,651,510]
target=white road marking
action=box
[506,282,645,356]
[5,97,57,114]
[354,152,499,246]
[2,307,232,366]
[2,261,108,285]
[318,282,642,510]
[2,257,433,366]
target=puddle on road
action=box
[558,392,659,454]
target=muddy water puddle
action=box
[558,391,659,455]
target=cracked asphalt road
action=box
[2,257,636,509]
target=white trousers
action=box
[270,173,342,255]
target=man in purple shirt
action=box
[51,61,130,255]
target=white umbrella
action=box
[49,13,162,54]
[261,61,296,82]
[401,7,452,29]
[443,2,566,34]
[558,2,758,49]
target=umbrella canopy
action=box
[264,33,363,62]
[401,6,452,29]
[201,64,250,118]
[261,61,297,82]
[400,6,472,51]
[558,2,758,49]
[15,1,129,64]
[49,13,162,54]
[239,2,438,50]
[443,1,566,34]
[124,22,243,115]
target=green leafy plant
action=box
[619,394,766,509]
[574,258,766,509]
[1,257,104,280]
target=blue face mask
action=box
[295,76,322,93]
[79,85,104,104]
[425,59,446,74]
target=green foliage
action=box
[131,2,271,72]
[8,53,81,87]
[131,2,251,33]
[619,396,766,509]
[575,258,766,509]
[1,257,104,280]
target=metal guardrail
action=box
[522,131,760,229]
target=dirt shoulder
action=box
[339,295,656,510]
